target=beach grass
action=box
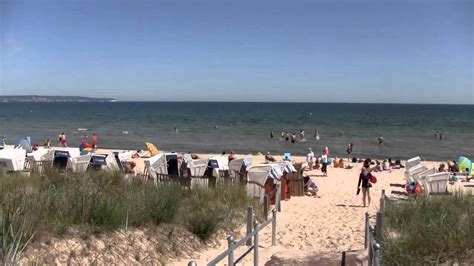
[0,170,255,263]
[382,193,474,264]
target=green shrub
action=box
[383,194,474,264]
[0,170,252,263]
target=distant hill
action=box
[0,95,116,102]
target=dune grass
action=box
[382,194,474,265]
[0,169,256,263]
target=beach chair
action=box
[404,164,427,183]
[247,164,283,204]
[26,148,51,173]
[228,158,252,183]
[413,167,436,187]
[424,172,449,196]
[0,148,27,173]
[405,156,421,170]
[67,155,92,173]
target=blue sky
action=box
[1,0,472,103]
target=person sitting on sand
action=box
[228,151,237,162]
[43,138,51,148]
[373,161,383,172]
[124,161,138,176]
[265,152,276,163]
[438,163,447,172]
[338,158,345,169]
[448,161,459,172]
[305,176,320,198]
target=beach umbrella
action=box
[79,141,93,151]
[457,156,473,175]
[144,142,159,156]
[14,136,32,153]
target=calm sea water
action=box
[0,102,472,161]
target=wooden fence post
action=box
[272,209,277,246]
[375,211,383,242]
[263,195,269,221]
[227,236,234,266]
[254,221,259,266]
[246,206,253,246]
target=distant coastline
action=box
[0,95,115,103]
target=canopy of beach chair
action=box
[14,135,32,153]
[144,142,159,156]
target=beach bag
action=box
[369,175,377,184]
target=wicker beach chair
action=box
[424,172,449,196]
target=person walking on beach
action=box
[270,130,274,138]
[435,131,439,139]
[321,148,328,176]
[306,148,314,170]
[300,130,305,141]
[58,133,62,146]
[285,132,290,141]
[174,127,178,134]
[280,131,285,141]
[439,132,444,140]
[358,158,373,207]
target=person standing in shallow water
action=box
[378,136,384,146]
[291,133,296,143]
[270,130,274,138]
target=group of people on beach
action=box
[434,131,445,140]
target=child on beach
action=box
[306,148,314,170]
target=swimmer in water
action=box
[378,136,384,146]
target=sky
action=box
[1,0,472,103]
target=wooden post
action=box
[228,236,234,266]
[254,221,259,266]
[272,209,277,246]
[263,195,269,221]
[375,211,383,242]
[364,212,369,249]
[380,189,385,213]
[341,251,346,266]
[246,206,253,246]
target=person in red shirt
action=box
[92,133,98,148]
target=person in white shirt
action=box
[321,149,328,176]
[306,148,314,170]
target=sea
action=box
[0,102,473,161]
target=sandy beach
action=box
[5,145,473,264]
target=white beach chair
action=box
[413,168,437,187]
[188,158,209,177]
[0,148,27,172]
[424,172,449,195]
[405,156,421,170]
[26,148,51,173]
[67,155,92,173]
[144,153,167,182]
[404,164,427,183]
